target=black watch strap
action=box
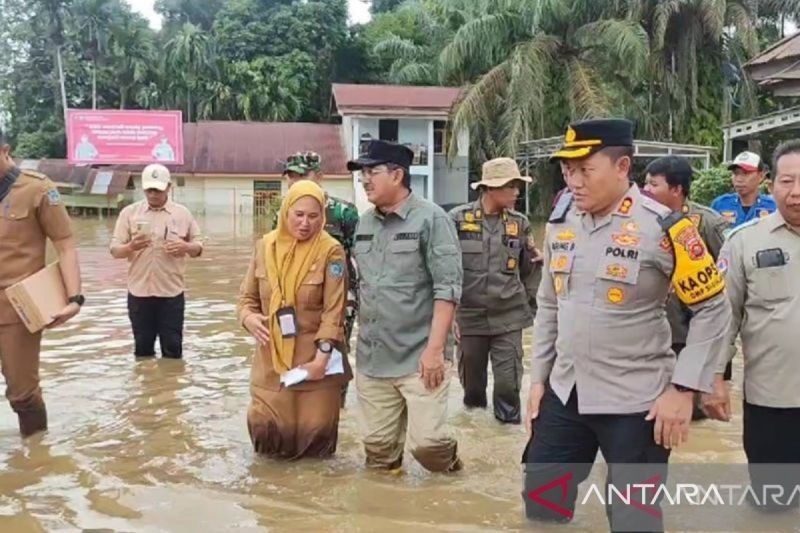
[673,384,696,393]
[68,294,86,306]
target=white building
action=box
[331,84,469,213]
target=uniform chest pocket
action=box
[353,239,372,256]
[751,266,790,303]
[0,206,32,240]
[389,238,423,278]
[298,271,325,309]
[594,257,641,306]
[459,239,484,270]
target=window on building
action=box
[379,119,399,142]
[434,121,447,154]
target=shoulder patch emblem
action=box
[464,212,475,223]
[688,214,702,227]
[505,221,519,237]
[721,211,736,224]
[329,260,345,279]
[46,188,62,205]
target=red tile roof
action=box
[332,83,462,117]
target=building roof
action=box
[14,121,351,187]
[331,83,462,117]
[746,32,800,67]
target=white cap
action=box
[141,163,171,191]
[727,151,762,172]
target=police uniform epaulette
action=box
[21,170,48,180]
[548,191,573,223]
[448,203,473,216]
[690,202,718,216]
[641,194,671,218]
[726,217,761,240]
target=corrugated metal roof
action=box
[332,83,462,116]
[746,32,800,66]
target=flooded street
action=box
[0,216,751,532]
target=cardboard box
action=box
[4,262,68,333]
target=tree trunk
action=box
[56,46,68,127]
[120,86,126,109]
[187,89,192,122]
[92,59,97,109]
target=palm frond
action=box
[439,12,522,82]
[373,34,424,61]
[567,58,611,118]
[726,2,759,56]
[574,19,649,79]
[448,62,509,158]
[652,0,682,50]
[388,61,436,85]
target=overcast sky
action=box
[125,0,372,29]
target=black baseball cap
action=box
[347,139,414,171]
[550,118,635,161]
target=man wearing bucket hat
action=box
[110,164,203,359]
[449,157,541,424]
[711,151,776,228]
[521,119,731,531]
[275,150,360,407]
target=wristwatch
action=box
[68,294,86,307]
[317,340,333,354]
[673,384,696,393]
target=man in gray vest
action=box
[449,157,540,424]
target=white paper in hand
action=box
[280,349,345,387]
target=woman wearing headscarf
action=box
[238,180,351,459]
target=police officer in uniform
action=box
[0,128,84,436]
[449,157,540,424]
[711,140,800,511]
[521,119,731,531]
[276,151,359,406]
[643,155,731,419]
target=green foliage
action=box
[691,165,733,207]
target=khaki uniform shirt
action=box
[0,170,73,324]
[354,193,462,378]
[111,200,202,298]
[531,185,731,414]
[717,212,800,407]
[666,201,728,345]
[449,200,536,335]
[237,238,351,392]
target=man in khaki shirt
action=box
[110,164,202,359]
[713,140,800,510]
[0,127,83,436]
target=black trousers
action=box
[522,386,670,532]
[127,293,185,358]
[743,401,800,512]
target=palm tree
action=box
[441,0,649,156]
[164,22,214,122]
[73,0,116,109]
[109,14,155,109]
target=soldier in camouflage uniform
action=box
[277,152,360,406]
[643,155,729,420]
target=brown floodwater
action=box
[0,215,772,532]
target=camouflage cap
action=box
[283,152,309,175]
[303,151,322,172]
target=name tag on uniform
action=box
[395,232,419,240]
[276,307,297,338]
